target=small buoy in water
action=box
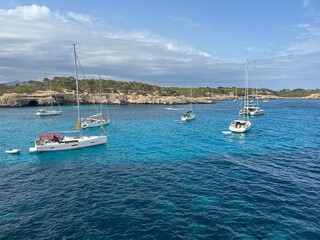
[5,148,21,154]
[222,131,232,135]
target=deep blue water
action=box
[0,100,319,239]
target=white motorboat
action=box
[5,148,21,154]
[29,44,107,153]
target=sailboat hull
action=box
[181,113,196,121]
[249,109,264,116]
[81,119,110,128]
[29,135,107,152]
[239,106,264,116]
[229,120,251,133]
[36,110,62,116]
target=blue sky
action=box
[0,0,319,89]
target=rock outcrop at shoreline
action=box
[0,91,222,107]
[1,91,300,108]
[302,93,320,99]
[0,92,74,107]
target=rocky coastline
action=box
[0,91,316,107]
[0,91,219,107]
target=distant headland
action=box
[0,77,319,107]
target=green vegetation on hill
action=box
[277,88,320,97]
[1,77,319,98]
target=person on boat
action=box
[52,134,60,142]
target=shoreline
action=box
[0,92,217,107]
[0,91,318,108]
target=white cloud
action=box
[0,4,319,89]
[0,4,52,19]
[0,4,224,87]
[169,16,202,28]
[245,47,271,54]
[303,0,310,7]
[295,23,311,28]
[66,11,92,23]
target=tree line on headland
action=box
[0,76,319,98]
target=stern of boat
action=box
[29,147,37,153]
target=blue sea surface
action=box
[0,100,319,239]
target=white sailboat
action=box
[239,61,264,116]
[81,75,110,129]
[81,113,110,129]
[229,60,251,133]
[29,44,107,153]
[36,80,62,116]
[239,101,264,116]
[181,83,196,121]
[233,87,238,102]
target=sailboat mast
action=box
[50,79,53,109]
[243,61,246,110]
[254,61,256,99]
[245,60,249,118]
[235,87,237,100]
[254,61,260,107]
[190,81,194,112]
[99,74,102,114]
[73,44,81,135]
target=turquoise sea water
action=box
[0,100,319,239]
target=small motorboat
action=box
[5,148,21,154]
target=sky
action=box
[0,0,319,89]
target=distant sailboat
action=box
[81,75,111,129]
[29,44,107,152]
[239,61,264,116]
[36,79,62,116]
[181,83,196,121]
[233,87,238,102]
[229,60,251,133]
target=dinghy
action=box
[5,148,21,154]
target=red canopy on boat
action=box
[38,133,60,139]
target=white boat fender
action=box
[222,131,232,135]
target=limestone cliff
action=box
[0,92,74,107]
[0,91,219,107]
[303,93,320,99]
